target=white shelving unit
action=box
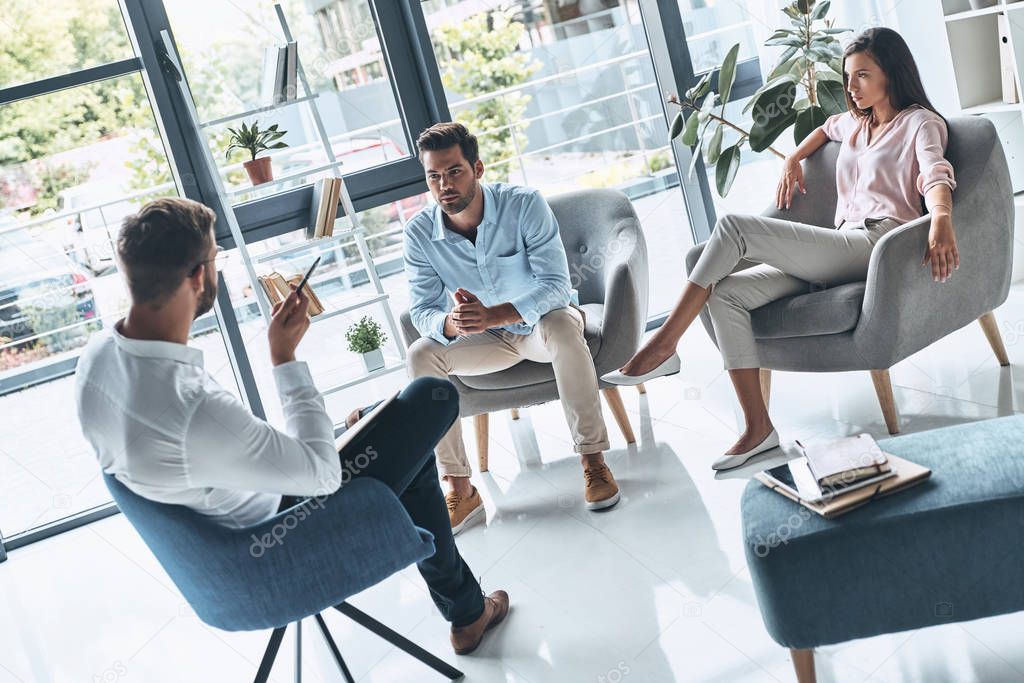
[941,0,1024,192]
[156,3,407,397]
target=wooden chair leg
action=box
[510,408,521,420]
[790,648,816,683]
[602,387,636,444]
[759,368,772,410]
[870,369,900,435]
[637,383,647,395]
[474,414,489,472]
[978,311,1010,366]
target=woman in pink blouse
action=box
[603,27,959,470]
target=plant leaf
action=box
[748,80,798,152]
[811,0,830,20]
[816,78,847,115]
[705,124,724,165]
[680,110,701,146]
[794,105,827,144]
[765,35,804,47]
[774,45,799,67]
[767,56,797,82]
[718,43,740,106]
[687,133,704,179]
[715,144,741,196]
[669,111,686,140]
[697,91,715,123]
[742,75,797,115]
[693,71,712,100]
[797,0,814,14]
[269,142,288,149]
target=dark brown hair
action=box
[117,197,216,306]
[842,27,944,122]
[416,122,480,165]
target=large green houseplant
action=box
[668,0,850,196]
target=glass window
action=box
[219,193,426,427]
[678,0,758,74]
[424,1,692,316]
[0,1,134,89]
[164,0,407,205]
[0,73,241,537]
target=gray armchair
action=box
[400,188,649,471]
[686,116,1014,433]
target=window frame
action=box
[0,0,760,556]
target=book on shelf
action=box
[797,433,891,488]
[257,271,325,316]
[284,41,298,103]
[998,14,1020,104]
[306,177,341,238]
[259,41,299,106]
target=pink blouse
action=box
[819,104,956,227]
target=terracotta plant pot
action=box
[243,157,274,186]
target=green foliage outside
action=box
[432,9,539,183]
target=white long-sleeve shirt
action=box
[75,321,341,528]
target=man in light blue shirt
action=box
[404,123,621,534]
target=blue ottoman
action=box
[741,415,1024,682]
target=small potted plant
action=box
[345,315,388,372]
[225,120,288,186]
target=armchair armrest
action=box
[854,213,1002,368]
[594,221,649,372]
[399,310,422,347]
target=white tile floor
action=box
[4,287,1024,683]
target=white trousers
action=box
[688,214,901,369]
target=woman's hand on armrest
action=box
[775,129,828,209]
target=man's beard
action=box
[439,183,476,216]
[194,268,217,319]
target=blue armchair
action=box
[103,472,463,682]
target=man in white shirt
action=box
[75,197,508,654]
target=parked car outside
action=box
[0,227,102,357]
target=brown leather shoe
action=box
[450,590,510,655]
[584,463,620,510]
[446,486,485,535]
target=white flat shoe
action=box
[712,429,780,471]
[601,353,681,386]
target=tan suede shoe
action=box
[584,463,621,510]
[450,590,510,655]
[446,486,485,535]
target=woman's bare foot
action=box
[724,422,775,455]
[619,339,677,376]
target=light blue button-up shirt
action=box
[403,182,572,346]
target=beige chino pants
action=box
[407,305,610,478]
[688,214,901,369]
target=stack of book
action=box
[307,177,342,238]
[756,433,931,518]
[260,41,299,106]
[257,271,325,317]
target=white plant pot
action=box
[361,348,385,373]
